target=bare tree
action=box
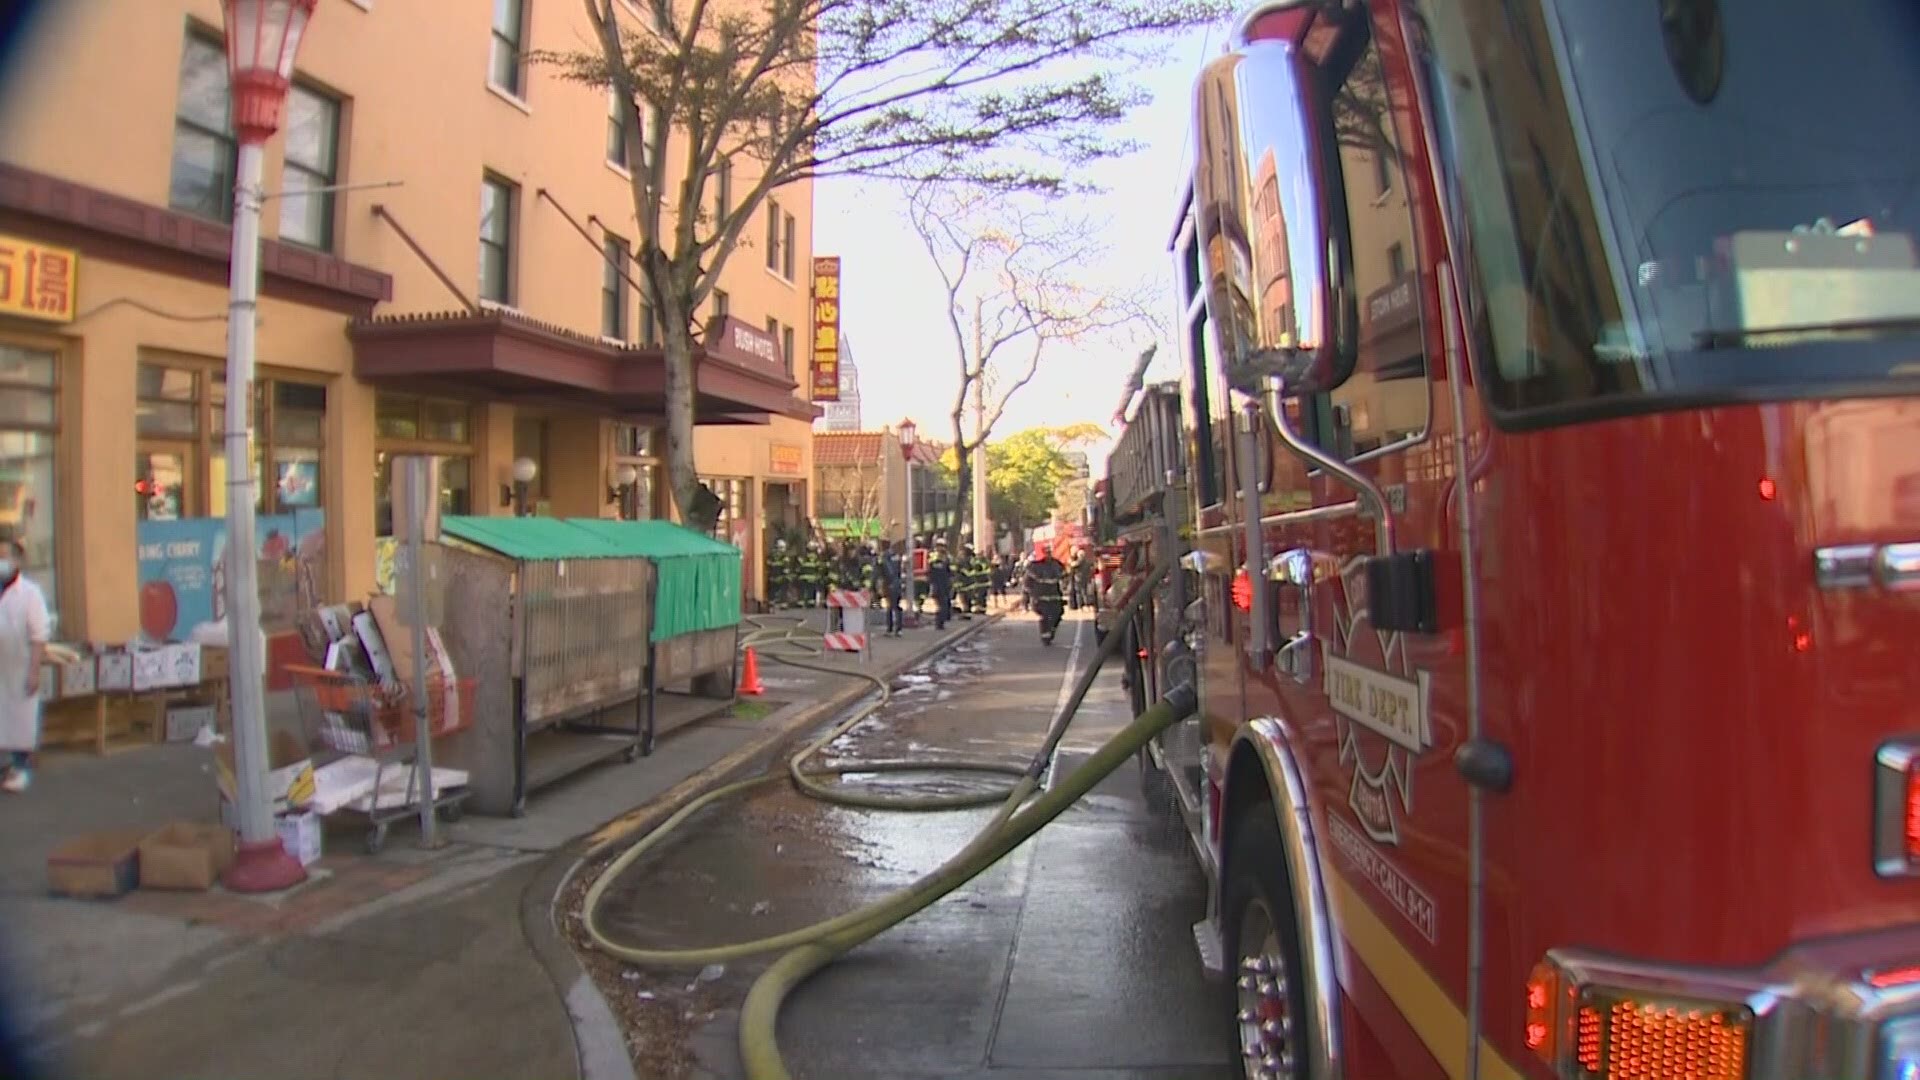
[538,0,1227,532]
[907,184,1151,547]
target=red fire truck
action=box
[1120,2,1920,1078]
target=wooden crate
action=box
[42,695,160,754]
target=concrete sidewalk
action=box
[0,609,994,1080]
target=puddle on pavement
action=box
[597,630,1026,949]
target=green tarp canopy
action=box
[440,517,742,642]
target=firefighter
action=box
[875,539,904,637]
[927,536,954,630]
[1024,542,1068,644]
[767,539,790,609]
[808,542,831,608]
[1073,546,1096,611]
[966,546,990,615]
[1066,546,1089,610]
[955,545,978,620]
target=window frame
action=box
[168,28,238,225]
[765,198,782,273]
[781,325,795,378]
[782,212,796,280]
[0,336,72,630]
[716,158,733,220]
[602,232,631,341]
[611,423,662,519]
[479,173,517,305]
[489,0,528,98]
[279,81,342,252]
[373,392,476,537]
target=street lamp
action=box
[507,456,539,516]
[897,419,917,622]
[608,463,640,519]
[220,0,317,894]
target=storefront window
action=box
[612,422,660,520]
[514,416,550,506]
[204,371,323,518]
[374,392,475,536]
[0,345,59,622]
[700,476,748,542]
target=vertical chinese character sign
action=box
[0,235,79,324]
[811,257,841,402]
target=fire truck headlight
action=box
[1881,1016,1920,1080]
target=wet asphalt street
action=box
[594,608,1236,1080]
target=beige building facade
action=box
[0,0,816,657]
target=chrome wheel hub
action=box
[1235,899,1295,1080]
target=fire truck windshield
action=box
[1415,0,1920,420]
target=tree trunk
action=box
[949,413,971,551]
[662,319,715,534]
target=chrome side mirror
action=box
[1193,34,1353,399]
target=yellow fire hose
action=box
[580,561,1184,1080]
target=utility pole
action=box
[970,301,992,554]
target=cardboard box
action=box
[47,829,149,898]
[199,645,229,684]
[133,643,201,691]
[165,705,217,743]
[275,811,322,867]
[137,823,235,891]
[215,727,316,812]
[59,653,97,698]
[96,650,133,693]
[36,663,58,702]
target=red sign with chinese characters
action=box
[811,256,841,402]
[0,235,77,324]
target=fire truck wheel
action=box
[1223,808,1310,1080]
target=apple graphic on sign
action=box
[140,579,179,641]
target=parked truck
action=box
[1120,1,1920,1078]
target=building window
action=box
[700,476,748,542]
[137,358,320,520]
[641,299,657,347]
[0,345,60,622]
[374,393,474,536]
[715,158,732,219]
[765,198,782,272]
[136,361,202,522]
[712,289,730,321]
[781,325,795,377]
[765,317,780,364]
[612,423,659,520]
[607,90,628,168]
[480,174,516,304]
[782,212,796,280]
[279,84,340,251]
[1373,146,1393,197]
[513,416,549,506]
[168,31,237,224]
[602,233,630,341]
[1387,241,1408,280]
[490,0,527,97]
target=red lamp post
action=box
[220,0,318,895]
[897,420,918,619]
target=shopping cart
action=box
[286,665,476,853]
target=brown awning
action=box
[348,310,820,423]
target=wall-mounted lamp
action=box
[501,456,539,516]
[607,463,641,518]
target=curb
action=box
[526,613,1002,1080]
[581,613,1003,857]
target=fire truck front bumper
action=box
[1526,923,1920,1080]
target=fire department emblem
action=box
[1326,555,1432,846]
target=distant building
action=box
[820,339,863,432]
[812,429,958,542]
[1054,450,1093,527]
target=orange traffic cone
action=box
[738,647,765,696]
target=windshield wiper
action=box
[1697,316,1920,350]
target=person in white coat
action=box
[0,536,49,794]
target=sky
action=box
[813,21,1229,474]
